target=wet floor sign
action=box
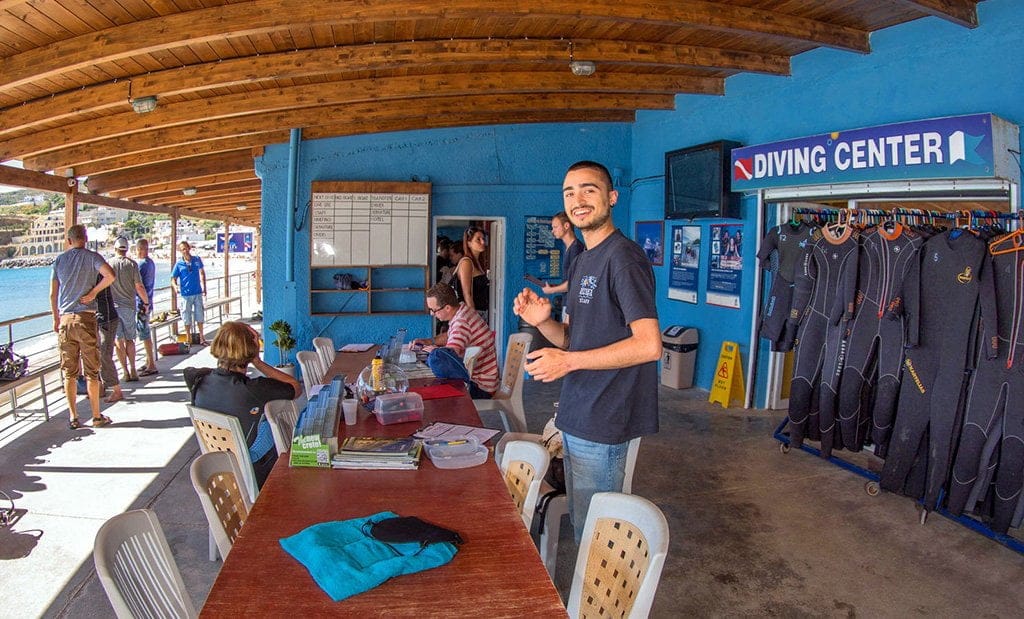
[709,341,745,408]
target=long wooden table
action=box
[200,348,565,617]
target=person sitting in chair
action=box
[185,321,301,488]
[412,283,499,399]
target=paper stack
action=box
[331,436,423,470]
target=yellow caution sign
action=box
[709,341,745,408]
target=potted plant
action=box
[267,319,296,376]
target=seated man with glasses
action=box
[412,282,498,399]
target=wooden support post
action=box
[170,208,179,334]
[223,219,230,297]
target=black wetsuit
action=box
[879,230,987,509]
[836,223,923,456]
[947,242,1024,533]
[786,225,859,455]
[757,221,816,352]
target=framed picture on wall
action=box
[634,220,665,266]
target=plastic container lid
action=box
[424,436,488,469]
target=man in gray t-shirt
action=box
[109,236,150,382]
[50,224,116,429]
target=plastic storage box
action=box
[424,437,489,469]
[373,392,424,425]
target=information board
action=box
[524,215,561,279]
[310,181,431,266]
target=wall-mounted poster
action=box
[635,220,665,266]
[668,225,700,303]
[707,223,743,309]
[524,215,560,280]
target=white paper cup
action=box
[342,398,358,425]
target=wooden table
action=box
[200,348,565,617]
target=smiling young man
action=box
[413,282,499,399]
[513,160,662,542]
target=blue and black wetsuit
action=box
[757,221,816,352]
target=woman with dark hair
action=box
[185,321,301,488]
[453,226,490,320]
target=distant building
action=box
[11,209,66,256]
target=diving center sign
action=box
[730,114,1018,191]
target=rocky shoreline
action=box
[0,256,55,269]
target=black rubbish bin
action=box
[519,317,555,351]
[661,326,698,389]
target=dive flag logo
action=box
[734,157,753,181]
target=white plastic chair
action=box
[463,345,483,377]
[296,350,325,394]
[94,509,197,619]
[190,451,252,560]
[186,404,260,561]
[312,336,336,374]
[473,332,532,432]
[264,395,306,455]
[567,492,669,619]
[494,433,642,579]
[499,440,549,530]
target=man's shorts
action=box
[58,312,101,380]
[182,294,204,326]
[115,306,138,340]
[136,310,151,340]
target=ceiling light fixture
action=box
[236,204,248,211]
[182,186,198,196]
[130,95,158,114]
[568,41,596,76]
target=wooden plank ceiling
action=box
[0,0,981,224]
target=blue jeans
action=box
[562,432,629,544]
[426,347,491,399]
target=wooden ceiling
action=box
[0,0,981,225]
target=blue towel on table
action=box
[279,511,459,602]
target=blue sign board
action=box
[216,232,253,253]
[730,114,999,191]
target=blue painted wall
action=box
[630,0,1023,396]
[257,123,631,362]
[260,0,1022,397]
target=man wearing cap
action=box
[50,224,117,429]
[171,241,207,346]
[109,236,150,383]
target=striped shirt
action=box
[446,303,499,393]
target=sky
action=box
[0,161,25,193]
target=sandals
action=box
[139,367,158,376]
[91,415,112,428]
[68,418,81,430]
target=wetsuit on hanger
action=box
[786,224,859,455]
[836,223,923,456]
[879,230,987,511]
[757,221,816,352]
[947,241,1024,534]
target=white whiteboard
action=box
[310,182,431,267]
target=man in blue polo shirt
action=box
[171,241,208,345]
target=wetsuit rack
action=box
[772,203,1024,556]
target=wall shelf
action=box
[311,265,427,316]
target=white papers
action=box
[340,343,374,352]
[413,422,499,445]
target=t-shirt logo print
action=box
[577,275,598,305]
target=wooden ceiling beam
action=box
[895,0,978,28]
[157,188,263,209]
[13,92,673,175]
[130,180,262,204]
[0,0,868,92]
[161,192,263,211]
[75,192,174,217]
[33,132,291,178]
[111,171,258,200]
[1,38,786,118]
[4,72,699,163]
[86,150,256,195]
[0,163,69,193]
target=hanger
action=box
[989,227,1024,256]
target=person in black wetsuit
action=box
[185,321,301,489]
[785,223,859,456]
[880,229,987,512]
[947,238,1024,533]
[836,222,923,456]
[452,226,490,322]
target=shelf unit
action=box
[311,265,427,315]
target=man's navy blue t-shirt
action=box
[557,229,659,444]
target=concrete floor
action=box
[2,337,1023,618]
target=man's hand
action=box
[52,316,60,334]
[541,284,557,295]
[524,347,574,382]
[80,292,96,305]
[513,288,552,327]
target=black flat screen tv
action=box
[665,140,742,220]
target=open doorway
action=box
[433,216,507,357]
